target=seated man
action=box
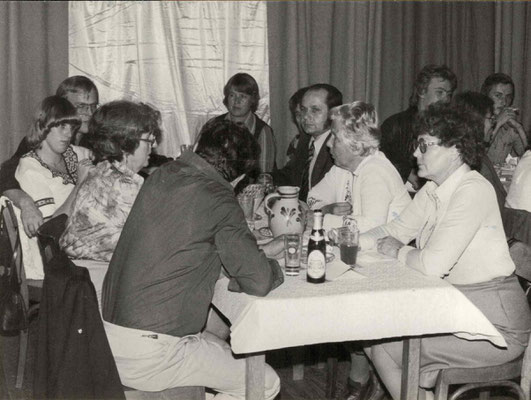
[101,120,283,399]
[481,73,528,165]
[0,76,99,238]
[197,72,277,174]
[272,84,342,201]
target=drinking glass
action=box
[284,234,301,276]
[337,226,359,267]
[239,194,255,231]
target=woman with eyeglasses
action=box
[359,103,531,400]
[60,100,161,264]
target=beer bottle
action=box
[307,210,326,283]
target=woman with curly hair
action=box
[60,100,161,263]
[360,103,531,400]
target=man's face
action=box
[418,78,453,111]
[487,83,514,115]
[227,88,253,119]
[300,89,329,137]
[65,89,98,134]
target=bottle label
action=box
[307,250,325,279]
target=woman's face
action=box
[44,122,74,155]
[125,133,155,173]
[327,119,358,170]
[414,133,459,185]
[227,88,253,119]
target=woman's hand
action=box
[260,235,286,259]
[322,202,352,216]
[376,236,404,258]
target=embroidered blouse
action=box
[59,160,144,262]
[15,145,91,218]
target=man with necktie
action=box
[273,83,342,202]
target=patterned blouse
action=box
[59,160,144,262]
[15,145,91,218]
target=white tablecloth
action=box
[212,250,505,354]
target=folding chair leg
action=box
[16,329,28,389]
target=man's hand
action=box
[322,202,352,216]
[260,235,286,259]
[376,236,403,258]
[19,197,43,237]
[495,107,519,131]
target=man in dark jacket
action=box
[380,65,457,190]
[272,83,342,202]
[102,120,283,399]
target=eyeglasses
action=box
[140,137,156,146]
[416,140,440,154]
[74,102,99,114]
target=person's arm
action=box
[510,123,528,157]
[400,179,490,278]
[257,125,277,173]
[2,189,43,237]
[359,186,426,251]
[215,200,282,296]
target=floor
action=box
[0,316,520,399]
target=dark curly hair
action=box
[415,103,484,169]
[196,120,260,182]
[90,100,162,164]
[27,96,81,150]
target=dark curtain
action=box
[268,1,531,168]
[0,1,69,164]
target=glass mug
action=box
[329,226,359,267]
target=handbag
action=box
[0,204,28,336]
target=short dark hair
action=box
[90,100,162,164]
[288,87,308,124]
[222,73,260,113]
[409,65,458,107]
[27,96,81,149]
[415,103,484,169]
[196,120,260,182]
[304,83,343,111]
[56,75,99,100]
[453,91,494,119]
[480,73,515,99]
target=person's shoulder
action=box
[381,107,416,128]
[71,145,92,160]
[458,170,495,198]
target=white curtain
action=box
[69,1,270,158]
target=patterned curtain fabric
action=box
[268,1,531,168]
[69,1,270,158]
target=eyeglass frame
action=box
[74,102,99,114]
[416,139,441,154]
[139,137,157,146]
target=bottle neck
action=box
[312,212,323,230]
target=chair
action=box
[1,200,42,389]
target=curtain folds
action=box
[69,1,270,158]
[268,1,530,168]
[0,1,69,164]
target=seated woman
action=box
[197,72,277,173]
[13,95,92,279]
[360,103,531,400]
[307,101,411,233]
[60,100,161,262]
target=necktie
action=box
[299,139,315,201]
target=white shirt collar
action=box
[425,163,471,205]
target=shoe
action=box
[365,371,386,400]
[340,377,370,400]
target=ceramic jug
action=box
[264,186,308,237]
